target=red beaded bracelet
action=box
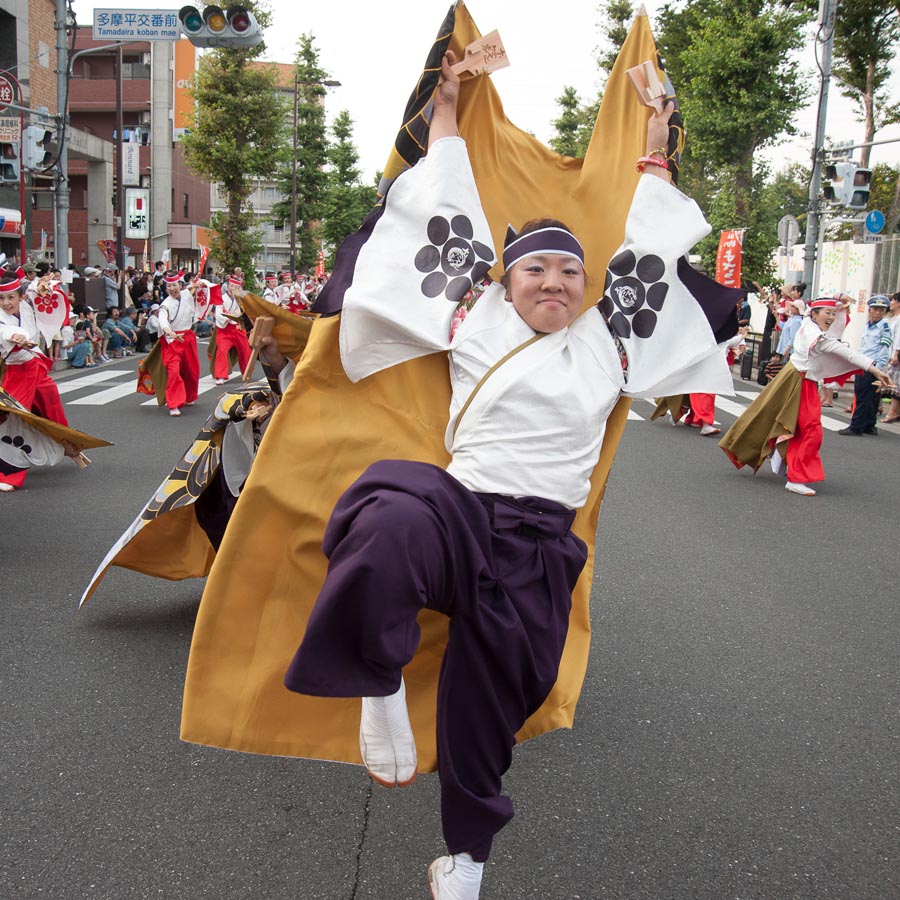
[636,155,669,173]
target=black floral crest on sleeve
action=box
[2,434,33,455]
[414,215,495,303]
[598,249,668,339]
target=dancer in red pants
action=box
[0,273,68,426]
[212,276,252,383]
[157,270,202,417]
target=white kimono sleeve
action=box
[0,416,65,470]
[339,137,497,383]
[599,175,733,399]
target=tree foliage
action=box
[549,1,631,158]
[549,87,587,157]
[597,0,635,78]
[321,110,377,268]
[270,34,330,274]
[656,0,814,282]
[180,2,285,288]
[832,0,900,167]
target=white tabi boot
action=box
[359,676,417,787]
[428,853,484,900]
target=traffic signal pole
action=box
[55,0,69,268]
[802,0,838,296]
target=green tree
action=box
[597,0,635,78]
[832,1,900,168]
[180,3,285,288]
[549,2,631,158]
[550,87,584,157]
[271,34,330,274]
[761,163,810,232]
[321,110,377,268]
[657,0,813,282]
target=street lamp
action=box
[290,74,340,275]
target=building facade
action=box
[0,6,212,272]
[37,26,212,271]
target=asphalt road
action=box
[1,357,897,900]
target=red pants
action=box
[0,464,28,489]
[2,356,68,425]
[160,330,200,410]
[213,324,252,379]
[785,378,824,484]
[685,392,715,426]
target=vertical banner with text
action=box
[173,39,196,140]
[715,229,744,288]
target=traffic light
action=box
[22,124,55,172]
[821,163,840,204]
[0,140,20,183]
[845,165,871,210]
[821,160,871,210]
[178,5,262,47]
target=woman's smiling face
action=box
[0,290,21,315]
[506,254,585,333]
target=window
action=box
[183,193,189,218]
[121,62,151,80]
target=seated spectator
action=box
[146,303,161,347]
[764,352,784,382]
[131,308,153,353]
[67,329,94,368]
[58,322,76,363]
[77,307,105,361]
[100,307,134,359]
[119,307,141,353]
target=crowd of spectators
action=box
[50,261,328,369]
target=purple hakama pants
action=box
[284,460,587,861]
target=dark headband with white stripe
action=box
[502,226,585,272]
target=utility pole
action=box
[55,0,69,268]
[115,44,126,298]
[290,69,299,275]
[801,0,838,295]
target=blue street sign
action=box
[865,210,885,234]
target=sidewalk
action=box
[50,349,144,379]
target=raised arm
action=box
[428,51,461,148]
[816,332,892,388]
[642,101,674,184]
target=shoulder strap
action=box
[452,332,546,439]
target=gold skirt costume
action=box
[179,4,674,771]
[719,361,802,472]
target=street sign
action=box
[0,116,20,141]
[777,214,800,246]
[865,210,885,234]
[93,9,181,42]
[125,187,150,239]
[0,74,15,112]
[122,143,140,186]
[862,233,884,244]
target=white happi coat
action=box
[158,289,200,341]
[214,287,243,329]
[262,286,281,306]
[0,302,43,365]
[339,137,732,509]
[789,317,872,384]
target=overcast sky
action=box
[72,0,900,183]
